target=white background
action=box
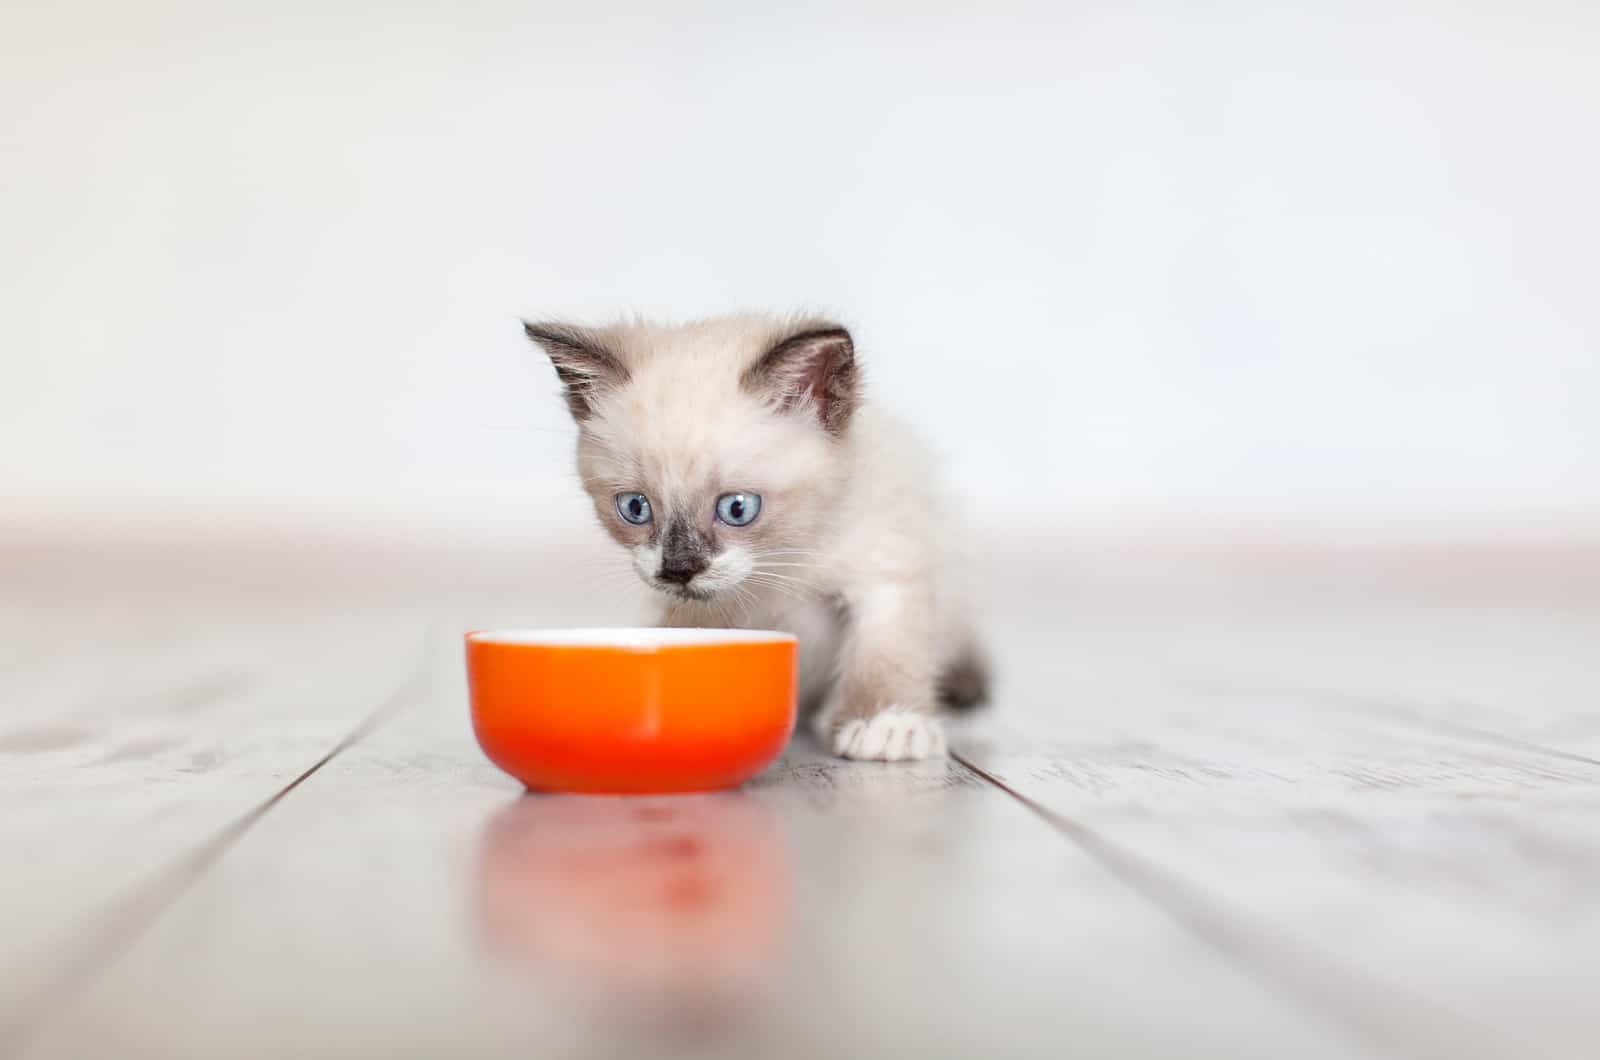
[5,1,1597,542]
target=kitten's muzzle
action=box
[656,554,709,586]
[655,568,713,601]
[657,518,711,590]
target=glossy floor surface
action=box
[2,545,1597,1059]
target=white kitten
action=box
[524,313,989,761]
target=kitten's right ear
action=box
[521,321,630,422]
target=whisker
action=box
[748,573,817,586]
[744,574,797,590]
[744,574,814,604]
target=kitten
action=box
[524,313,988,761]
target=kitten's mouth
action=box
[654,580,715,602]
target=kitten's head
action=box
[524,314,859,602]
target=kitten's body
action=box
[525,313,987,761]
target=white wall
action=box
[5,1,1598,538]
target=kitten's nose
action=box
[657,555,709,585]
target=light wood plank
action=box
[0,593,426,1046]
[958,601,1600,1059]
[20,636,1363,1060]
[9,556,1596,1059]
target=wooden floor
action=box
[2,544,1597,1059]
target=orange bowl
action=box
[465,629,798,794]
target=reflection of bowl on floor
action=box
[475,792,793,1024]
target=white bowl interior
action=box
[466,627,796,649]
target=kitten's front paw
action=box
[831,708,947,762]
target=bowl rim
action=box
[465,627,797,651]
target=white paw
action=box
[831,708,947,762]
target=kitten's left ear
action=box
[742,323,859,435]
[522,321,630,422]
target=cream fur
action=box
[532,313,986,761]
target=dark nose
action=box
[657,554,709,584]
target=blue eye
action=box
[616,492,653,525]
[715,492,761,527]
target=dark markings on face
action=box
[742,324,859,435]
[522,321,631,421]
[657,517,713,585]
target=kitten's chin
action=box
[651,580,718,603]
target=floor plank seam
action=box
[0,635,432,1059]
[949,748,1542,1060]
[1182,673,1600,771]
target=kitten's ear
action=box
[742,323,859,435]
[522,321,630,422]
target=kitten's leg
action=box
[813,581,945,762]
